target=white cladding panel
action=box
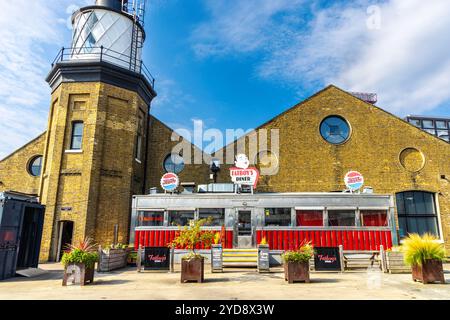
[71,9,143,70]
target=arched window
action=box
[396,191,440,238]
[28,156,43,177]
[163,154,185,174]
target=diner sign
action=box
[344,171,364,191]
[229,154,260,188]
[314,247,342,271]
[160,173,179,192]
[144,247,171,271]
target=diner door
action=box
[237,210,254,248]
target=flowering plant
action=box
[282,242,314,263]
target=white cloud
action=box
[191,0,305,58]
[0,0,87,159]
[192,0,450,116]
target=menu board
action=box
[314,247,341,271]
[211,245,223,272]
[144,247,171,271]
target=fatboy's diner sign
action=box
[229,154,260,188]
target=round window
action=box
[320,116,351,144]
[28,156,43,177]
[163,154,185,174]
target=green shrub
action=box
[402,233,446,266]
[61,237,98,269]
[110,243,128,250]
[282,242,314,263]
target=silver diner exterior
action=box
[131,192,397,253]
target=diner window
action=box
[396,191,440,238]
[296,210,323,227]
[361,210,388,227]
[198,209,225,226]
[328,210,356,227]
[70,121,84,150]
[138,211,164,227]
[168,210,195,226]
[264,208,291,227]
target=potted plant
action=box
[402,233,446,284]
[97,243,129,272]
[171,218,215,283]
[61,237,98,286]
[282,242,314,284]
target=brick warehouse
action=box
[1,0,450,262]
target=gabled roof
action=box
[0,132,46,162]
[214,84,450,154]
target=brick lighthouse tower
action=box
[39,0,156,261]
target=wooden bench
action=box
[343,250,382,270]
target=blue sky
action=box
[0,0,449,158]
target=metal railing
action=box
[51,46,155,89]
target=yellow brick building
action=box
[0,1,449,261]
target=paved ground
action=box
[0,263,449,300]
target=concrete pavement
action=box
[0,263,449,300]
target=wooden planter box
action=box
[284,261,310,284]
[412,259,445,284]
[181,257,204,283]
[386,251,411,274]
[97,248,129,272]
[62,263,95,286]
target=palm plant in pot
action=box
[61,237,98,286]
[402,233,446,284]
[282,242,314,284]
[171,218,215,283]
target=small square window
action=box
[422,120,434,128]
[409,119,421,127]
[436,121,447,129]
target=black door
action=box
[16,206,44,270]
[58,221,74,261]
[0,201,22,280]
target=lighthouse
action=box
[39,0,156,261]
[70,0,146,73]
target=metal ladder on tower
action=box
[126,0,145,73]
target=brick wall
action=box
[212,86,450,252]
[0,133,46,195]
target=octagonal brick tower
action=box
[39,0,156,261]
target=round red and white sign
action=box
[344,171,364,191]
[160,173,179,192]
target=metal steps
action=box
[223,248,258,268]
